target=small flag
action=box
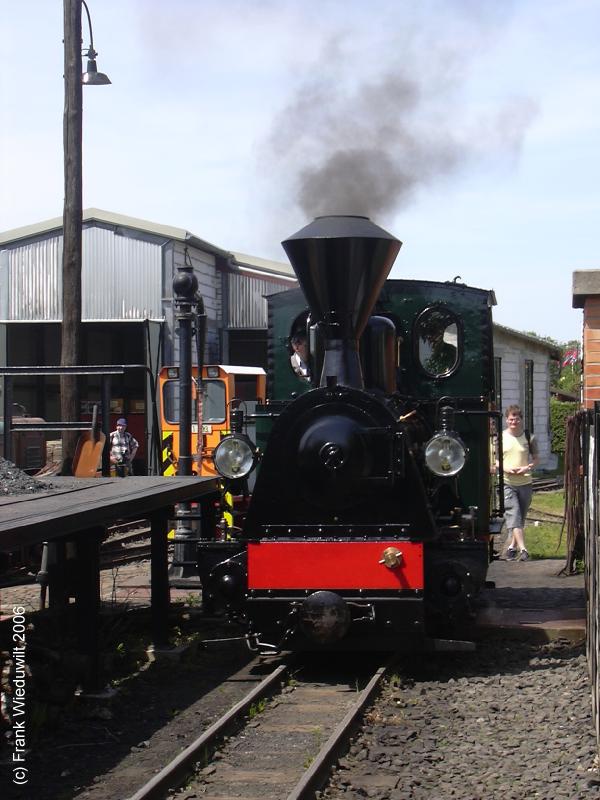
[562,349,579,366]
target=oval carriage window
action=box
[416,307,460,377]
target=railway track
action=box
[527,508,565,524]
[100,519,152,566]
[532,476,564,492]
[126,657,390,800]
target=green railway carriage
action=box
[262,278,499,538]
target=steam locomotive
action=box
[197,215,503,652]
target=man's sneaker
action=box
[506,547,517,561]
[519,549,530,561]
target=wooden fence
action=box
[577,407,599,747]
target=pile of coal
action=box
[0,457,51,496]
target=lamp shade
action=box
[82,58,111,85]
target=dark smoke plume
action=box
[263,22,536,221]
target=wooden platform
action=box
[0,475,219,550]
[0,475,220,689]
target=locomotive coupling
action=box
[379,546,403,569]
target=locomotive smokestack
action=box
[282,215,401,388]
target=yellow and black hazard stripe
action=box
[222,489,234,534]
[162,431,176,476]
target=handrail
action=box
[0,366,125,376]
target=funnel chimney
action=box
[282,215,401,388]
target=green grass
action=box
[523,521,566,560]
[525,490,566,560]
[529,490,565,517]
[248,698,266,719]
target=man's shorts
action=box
[503,483,533,531]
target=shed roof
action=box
[0,208,222,254]
[493,323,561,359]
[0,208,295,281]
[231,250,295,279]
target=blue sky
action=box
[1,0,598,344]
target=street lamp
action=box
[60,0,110,474]
[81,0,111,85]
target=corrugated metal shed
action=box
[228,271,294,328]
[0,234,62,321]
[0,226,162,321]
[83,226,162,320]
[0,208,298,334]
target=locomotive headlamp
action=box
[213,434,257,479]
[424,432,467,477]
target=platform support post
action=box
[151,507,171,647]
[45,539,70,610]
[74,526,103,691]
[101,375,111,476]
[2,375,13,462]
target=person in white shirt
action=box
[290,333,310,380]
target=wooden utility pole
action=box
[60,0,83,474]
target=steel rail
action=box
[527,511,565,523]
[126,662,289,800]
[100,544,152,567]
[286,659,391,800]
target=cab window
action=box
[163,379,226,424]
[201,380,226,423]
[415,307,460,377]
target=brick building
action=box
[573,270,600,408]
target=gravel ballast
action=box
[324,638,598,800]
